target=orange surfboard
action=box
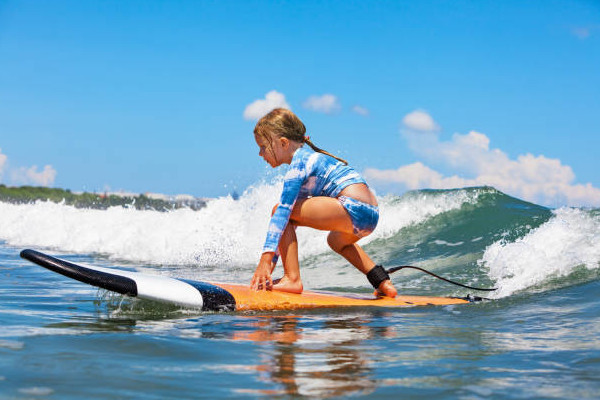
[20,249,476,311]
[213,282,471,311]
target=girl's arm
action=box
[251,154,308,290]
[262,161,306,253]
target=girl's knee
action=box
[327,232,352,254]
[327,234,341,253]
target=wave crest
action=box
[483,208,600,297]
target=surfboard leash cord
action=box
[386,265,497,292]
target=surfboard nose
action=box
[20,248,138,296]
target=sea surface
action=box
[1,185,599,399]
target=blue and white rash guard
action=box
[263,146,366,253]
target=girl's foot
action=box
[272,275,303,294]
[373,280,398,298]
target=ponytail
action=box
[304,136,348,165]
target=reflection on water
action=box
[93,291,391,397]
[230,315,379,397]
[97,294,398,398]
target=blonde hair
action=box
[254,108,348,165]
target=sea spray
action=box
[0,182,277,267]
[482,208,600,298]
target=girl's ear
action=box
[279,136,290,149]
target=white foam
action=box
[372,189,480,240]
[18,387,54,396]
[0,182,278,267]
[482,208,600,298]
[0,339,25,350]
[0,184,482,287]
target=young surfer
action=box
[250,108,397,298]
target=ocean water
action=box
[1,185,599,399]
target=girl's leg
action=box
[326,231,373,274]
[327,231,397,297]
[276,197,397,297]
[272,221,303,293]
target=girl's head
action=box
[254,108,306,144]
[254,108,347,166]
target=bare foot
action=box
[272,276,303,294]
[373,280,398,298]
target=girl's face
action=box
[255,132,288,167]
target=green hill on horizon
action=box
[0,184,206,211]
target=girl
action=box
[250,108,397,298]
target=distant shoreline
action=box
[0,184,207,211]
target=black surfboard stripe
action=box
[180,279,236,312]
[20,249,138,296]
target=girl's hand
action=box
[251,252,275,291]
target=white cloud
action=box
[364,120,600,207]
[10,165,57,187]
[352,105,369,116]
[402,109,440,132]
[365,162,469,190]
[0,148,7,176]
[1,148,56,187]
[243,90,290,120]
[302,94,341,114]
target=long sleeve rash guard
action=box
[262,146,366,253]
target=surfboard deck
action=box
[20,249,478,311]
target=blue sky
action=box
[0,0,599,206]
